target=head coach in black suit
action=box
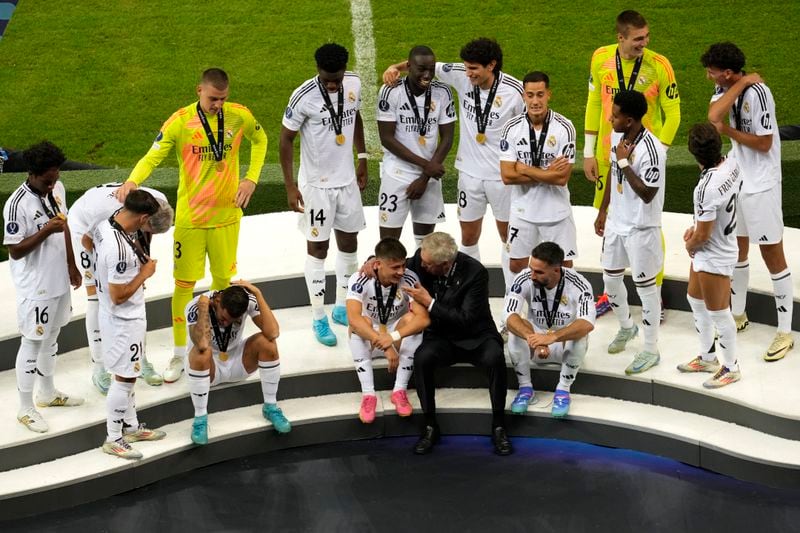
[404,232,512,456]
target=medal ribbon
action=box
[526,109,552,167]
[108,213,149,264]
[615,48,643,92]
[732,86,751,131]
[538,268,566,331]
[196,102,224,162]
[473,74,500,137]
[403,79,432,137]
[317,78,344,138]
[616,126,647,187]
[433,260,458,300]
[209,297,233,352]
[374,275,399,327]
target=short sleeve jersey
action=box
[499,110,577,223]
[128,101,267,229]
[503,268,596,333]
[346,269,420,328]
[709,82,781,194]
[607,128,666,234]
[3,181,70,300]
[435,62,524,180]
[693,157,741,266]
[585,45,680,163]
[68,183,167,238]
[377,79,456,183]
[282,73,362,188]
[93,220,145,320]
[185,290,261,353]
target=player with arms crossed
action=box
[346,238,429,423]
[377,45,455,244]
[186,281,290,445]
[384,38,525,289]
[94,190,167,459]
[504,242,595,417]
[499,71,578,279]
[679,123,742,388]
[280,43,368,348]
[703,42,793,361]
[594,90,666,376]
[4,141,83,433]
[69,182,173,392]
[118,68,267,383]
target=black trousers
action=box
[414,335,507,428]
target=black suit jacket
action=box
[407,250,502,350]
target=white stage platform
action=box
[0,206,798,518]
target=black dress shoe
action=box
[492,426,513,456]
[413,425,441,455]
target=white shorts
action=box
[692,257,735,277]
[299,182,366,242]
[348,323,422,361]
[737,185,784,244]
[16,293,71,339]
[99,311,146,378]
[601,227,663,282]
[507,213,578,261]
[70,233,95,288]
[457,172,510,223]
[378,169,446,228]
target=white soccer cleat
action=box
[102,438,143,460]
[17,407,48,433]
[163,355,185,383]
[35,390,85,408]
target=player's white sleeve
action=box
[503,270,531,322]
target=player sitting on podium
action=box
[347,238,430,423]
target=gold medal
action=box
[379,324,388,334]
[215,161,225,172]
[476,133,486,144]
[418,136,427,146]
[219,351,229,362]
[335,134,346,145]
[617,182,624,194]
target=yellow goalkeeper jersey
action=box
[129,101,267,228]
[585,44,680,164]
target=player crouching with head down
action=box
[186,281,290,445]
[346,238,430,423]
[504,242,596,417]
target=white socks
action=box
[393,334,420,392]
[350,336,375,394]
[507,333,532,389]
[558,337,588,391]
[603,272,633,329]
[106,380,134,441]
[188,367,211,417]
[305,255,327,320]
[15,337,40,410]
[460,243,480,261]
[688,295,717,361]
[771,268,794,333]
[731,261,749,316]
[501,245,512,291]
[709,309,738,371]
[124,389,139,429]
[636,283,661,354]
[413,234,426,249]
[259,360,281,404]
[335,251,358,308]
[85,297,103,372]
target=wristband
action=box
[583,133,597,158]
[390,330,402,342]
[357,153,369,160]
[617,158,630,169]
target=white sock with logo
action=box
[335,251,358,308]
[731,261,749,316]
[687,295,717,361]
[305,255,327,320]
[771,268,794,333]
[259,360,281,404]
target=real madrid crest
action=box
[348,91,356,103]
[430,101,436,112]
[311,227,319,237]
[36,325,44,336]
[560,295,568,305]
[547,135,556,147]
[743,101,750,113]
[493,96,503,108]
[380,212,389,223]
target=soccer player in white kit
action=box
[185,281,290,445]
[499,71,578,277]
[679,123,742,388]
[383,38,525,288]
[94,190,167,459]
[346,238,430,423]
[504,242,595,417]
[594,90,666,375]
[68,182,173,392]
[703,42,794,361]
[377,45,455,244]
[3,141,83,433]
[280,43,368,348]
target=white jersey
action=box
[693,157,741,266]
[377,79,456,184]
[185,290,261,353]
[346,269,420,327]
[607,128,666,235]
[68,183,167,238]
[499,110,577,223]
[710,82,780,194]
[503,267,596,333]
[93,219,146,320]
[435,62,524,180]
[283,73,362,188]
[3,181,70,300]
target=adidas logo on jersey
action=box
[759,235,769,242]
[566,250,575,257]
[400,103,411,111]
[517,138,529,146]
[34,210,43,219]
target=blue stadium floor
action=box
[4,436,800,532]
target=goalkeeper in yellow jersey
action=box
[117,68,267,383]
